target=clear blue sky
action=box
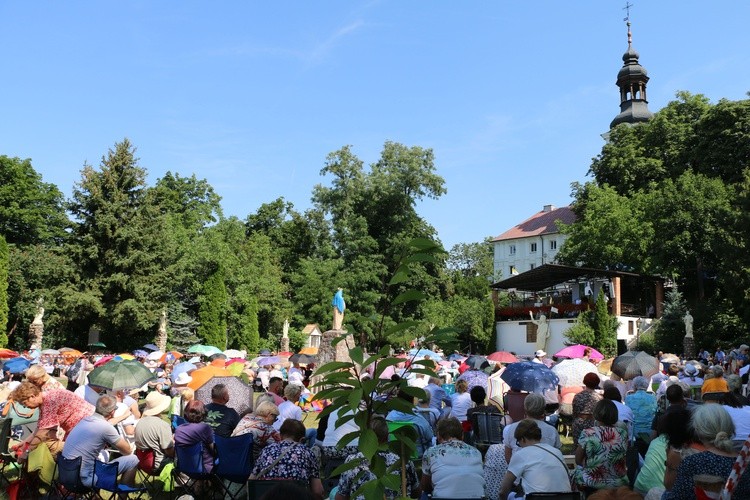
[2,1,749,249]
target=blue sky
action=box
[2,1,749,250]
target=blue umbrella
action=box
[171,361,197,382]
[408,348,443,361]
[4,357,31,374]
[132,349,149,358]
[259,349,272,356]
[257,356,281,366]
[456,370,489,392]
[500,361,559,393]
[463,355,490,370]
[447,353,466,362]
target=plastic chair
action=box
[470,410,504,450]
[94,460,148,499]
[0,418,20,485]
[53,455,95,499]
[173,442,213,498]
[212,433,254,499]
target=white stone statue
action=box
[684,311,694,339]
[529,311,550,352]
[282,319,289,338]
[31,297,45,325]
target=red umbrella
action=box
[277,351,293,357]
[487,351,518,364]
[0,348,20,359]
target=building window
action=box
[549,240,557,250]
[509,265,517,276]
[530,243,537,253]
[509,244,516,255]
[526,322,538,343]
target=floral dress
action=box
[251,440,318,482]
[231,414,281,461]
[337,451,419,500]
[573,424,629,489]
[483,443,509,500]
[571,389,601,446]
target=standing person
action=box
[625,376,657,456]
[715,346,726,367]
[499,419,571,500]
[421,417,484,499]
[204,384,240,438]
[572,373,602,447]
[61,394,139,488]
[11,383,94,458]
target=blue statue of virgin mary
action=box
[332,288,346,330]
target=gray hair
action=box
[255,393,275,407]
[523,393,546,418]
[690,404,735,453]
[711,365,724,378]
[254,401,280,418]
[726,374,742,393]
[632,376,649,391]
[95,394,118,417]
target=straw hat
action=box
[142,391,171,416]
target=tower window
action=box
[509,244,516,255]
[530,243,537,253]
[549,240,557,250]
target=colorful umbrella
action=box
[146,350,165,361]
[223,349,245,359]
[87,359,156,390]
[94,355,114,367]
[116,353,135,360]
[88,342,106,348]
[611,351,660,380]
[0,348,20,359]
[194,376,254,416]
[4,357,30,373]
[60,348,82,358]
[289,353,316,365]
[462,355,490,371]
[256,356,281,367]
[171,361,197,382]
[487,351,518,364]
[299,347,318,355]
[456,369,489,392]
[277,351,294,357]
[500,361,559,393]
[551,358,599,387]
[554,344,605,361]
[408,348,443,361]
[132,349,148,358]
[447,353,466,362]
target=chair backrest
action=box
[56,455,92,493]
[135,448,156,475]
[504,392,529,423]
[471,410,503,445]
[171,414,187,430]
[0,418,13,455]
[93,460,120,492]
[526,493,582,500]
[214,433,254,483]
[175,442,205,475]
[442,383,456,396]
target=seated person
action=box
[385,389,434,457]
[134,391,175,472]
[336,416,420,500]
[421,417,484,499]
[174,400,216,473]
[62,394,139,488]
[499,419,571,500]
[204,384,240,438]
[251,419,324,500]
[231,401,281,462]
[502,393,561,463]
[573,400,629,490]
[274,383,317,447]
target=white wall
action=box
[495,316,654,356]
[493,234,567,279]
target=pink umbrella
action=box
[554,344,604,361]
[487,351,518,364]
[94,355,114,367]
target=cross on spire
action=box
[623,2,633,22]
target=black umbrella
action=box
[611,351,660,380]
[289,353,316,365]
[463,355,490,370]
[194,376,254,416]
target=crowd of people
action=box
[1,342,750,499]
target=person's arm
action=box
[499,471,518,500]
[663,448,682,490]
[419,473,433,495]
[129,400,141,419]
[574,444,586,466]
[309,478,324,500]
[108,408,132,425]
[115,437,132,456]
[504,444,513,464]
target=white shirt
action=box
[274,399,303,431]
[503,419,562,457]
[723,405,750,439]
[323,408,359,447]
[288,367,304,386]
[507,443,571,495]
[450,392,473,422]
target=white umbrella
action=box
[41,349,60,355]
[146,350,164,361]
[551,358,598,387]
[223,349,245,359]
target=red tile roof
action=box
[493,205,576,241]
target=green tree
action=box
[591,290,618,356]
[166,298,200,352]
[562,311,595,347]
[229,293,259,352]
[68,139,170,349]
[0,235,9,347]
[148,171,223,232]
[654,286,688,354]
[198,266,228,348]
[0,156,69,245]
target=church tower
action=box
[610,18,653,129]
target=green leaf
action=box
[388,268,410,285]
[384,321,420,337]
[398,385,426,400]
[359,429,378,461]
[392,290,427,306]
[349,346,364,365]
[372,357,404,379]
[338,430,360,448]
[348,388,363,409]
[313,361,354,376]
[331,456,365,477]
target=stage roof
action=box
[490,264,663,292]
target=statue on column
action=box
[281,319,290,353]
[683,311,694,339]
[529,311,550,352]
[156,308,168,352]
[683,310,695,359]
[29,297,45,348]
[332,288,346,330]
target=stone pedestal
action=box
[683,337,696,359]
[280,336,290,353]
[29,323,43,349]
[312,329,355,387]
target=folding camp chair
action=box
[173,442,214,499]
[94,460,148,499]
[53,455,95,499]
[212,433,254,500]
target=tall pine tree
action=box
[0,235,9,347]
[198,267,227,348]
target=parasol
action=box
[0,348,20,359]
[143,344,159,351]
[299,347,318,355]
[551,358,599,387]
[456,370,489,392]
[554,344,604,361]
[289,353,316,365]
[447,353,467,362]
[171,361,197,382]
[41,349,60,355]
[611,351,660,380]
[87,359,156,390]
[258,349,272,356]
[94,355,114,367]
[408,348,443,361]
[4,357,31,374]
[487,351,518,364]
[462,355,490,371]
[194,376,254,416]
[256,356,281,367]
[223,349,245,359]
[132,349,148,358]
[500,361,559,393]
[146,350,165,361]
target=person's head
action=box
[711,365,724,378]
[631,376,649,391]
[658,407,693,448]
[727,374,743,394]
[470,386,486,406]
[583,372,600,390]
[690,404,735,453]
[255,393,275,408]
[523,393,546,419]
[95,394,118,418]
[603,385,622,403]
[255,401,280,426]
[455,379,469,394]
[10,382,42,409]
[211,384,229,404]
[279,418,306,442]
[436,417,463,441]
[514,419,542,446]
[370,416,390,445]
[593,399,619,426]
[428,376,442,386]
[666,383,686,405]
[283,383,303,402]
[184,400,208,423]
[25,365,49,387]
[667,364,680,376]
[181,387,195,403]
[268,377,283,395]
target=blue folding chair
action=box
[171,414,186,431]
[94,460,148,499]
[173,442,214,499]
[53,455,94,499]
[213,433,254,499]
